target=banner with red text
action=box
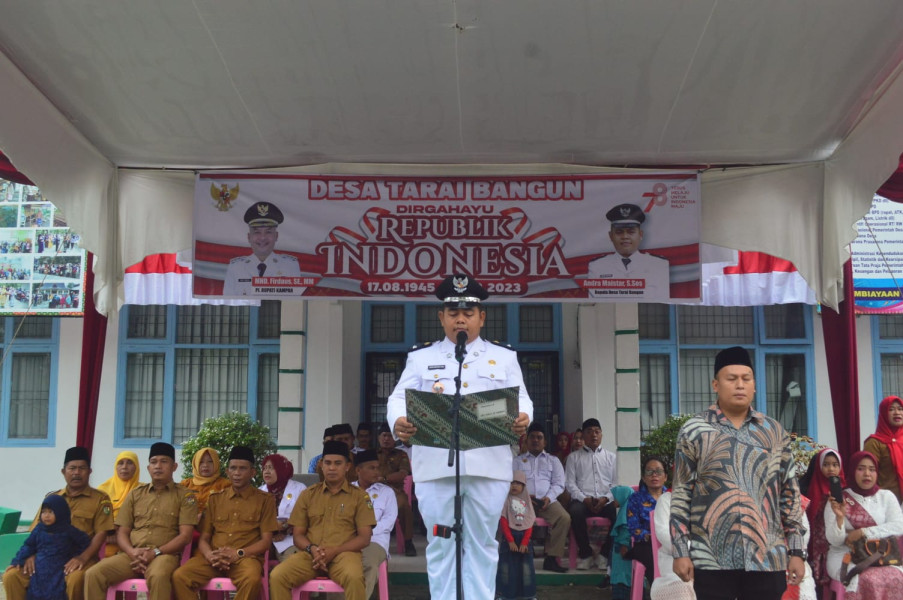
[193,173,701,302]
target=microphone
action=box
[455,330,468,363]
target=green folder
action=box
[405,386,520,450]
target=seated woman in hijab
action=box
[825,450,903,599]
[259,453,307,561]
[96,451,141,557]
[180,447,230,518]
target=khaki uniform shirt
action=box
[116,481,198,549]
[288,481,376,548]
[201,485,280,553]
[34,487,114,536]
[377,448,411,494]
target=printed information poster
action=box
[0,180,86,315]
[852,195,903,314]
[192,173,701,302]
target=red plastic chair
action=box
[568,516,612,569]
[105,543,192,600]
[291,559,389,600]
[199,550,270,599]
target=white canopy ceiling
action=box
[1,1,903,314]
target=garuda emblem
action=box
[210,182,240,212]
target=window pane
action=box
[371,305,405,343]
[257,301,281,339]
[639,304,670,340]
[123,352,165,438]
[881,353,903,403]
[519,305,553,343]
[415,306,443,342]
[878,315,903,339]
[677,306,754,344]
[518,351,558,433]
[763,304,806,339]
[12,316,52,339]
[482,305,507,342]
[640,354,671,437]
[127,305,167,339]
[765,353,807,435]
[678,349,722,414]
[173,348,248,444]
[8,353,50,438]
[176,306,249,344]
[257,353,279,440]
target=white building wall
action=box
[0,303,888,517]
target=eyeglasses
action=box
[644,469,665,477]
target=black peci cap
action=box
[713,346,753,377]
[64,446,91,466]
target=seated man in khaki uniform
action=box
[172,446,279,600]
[84,443,197,600]
[3,446,113,600]
[269,440,376,600]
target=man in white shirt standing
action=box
[565,418,618,570]
[352,449,398,600]
[515,422,571,573]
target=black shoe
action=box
[542,556,567,573]
[596,574,611,589]
[405,540,417,557]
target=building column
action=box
[577,302,640,484]
[278,301,306,471]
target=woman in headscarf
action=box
[179,447,230,518]
[825,450,903,598]
[96,451,141,557]
[258,453,307,560]
[800,447,845,590]
[552,431,571,466]
[864,395,903,501]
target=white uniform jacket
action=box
[585,251,670,301]
[222,252,302,296]
[258,478,307,554]
[386,336,533,483]
[354,480,399,557]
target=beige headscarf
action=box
[501,471,536,531]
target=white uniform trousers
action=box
[418,475,510,600]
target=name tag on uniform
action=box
[428,365,445,370]
[476,399,508,420]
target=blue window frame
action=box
[0,316,59,446]
[115,303,280,446]
[362,301,563,429]
[870,315,903,419]
[638,304,815,437]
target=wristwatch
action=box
[303,544,313,554]
[152,548,162,557]
[236,549,245,558]
[788,549,808,560]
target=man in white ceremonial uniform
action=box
[223,201,302,296]
[515,422,571,573]
[386,273,533,600]
[585,203,670,302]
[352,449,397,600]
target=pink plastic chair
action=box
[568,516,612,569]
[531,517,550,559]
[630,509,664,600]
[291,559,389,600]
[105,543,192,600]
[823,579,846,600]
[199,550,270,599]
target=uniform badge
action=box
[620,205,632,218]
[367,500,374,509]
[428,365,445,370]
[185,495,197,505]
[102,505,111,515]
[453,276,468,293]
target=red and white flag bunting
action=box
[124,250,814,307]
